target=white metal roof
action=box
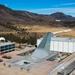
[39,37,75,42]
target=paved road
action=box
[57,61,75,75]
[48,53,75,75]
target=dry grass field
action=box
[56,30,75,38]
[0,23,75,38]
[18,25,75,38]
[20,25,69,32]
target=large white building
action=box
[37,37,75,53]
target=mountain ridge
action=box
[0,4,75,25]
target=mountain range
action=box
[0,4,75,25]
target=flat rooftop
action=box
[0,42,14,47]
[39,37,75,42]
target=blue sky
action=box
[0,0,75,16]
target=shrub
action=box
[0,59,3,62]
[7,56,12,59]
[2,55,7,58]
[2,55,12,59]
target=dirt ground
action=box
[18,25,75,38]
[0,24,75,38]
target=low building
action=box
[0,42,15,54]
[37,37,75,53]
[55,19,61,22]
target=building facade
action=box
[0,42,15,54]
[37,37,75,53]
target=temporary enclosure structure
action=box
[37,37,75,53]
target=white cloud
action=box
[60,3,75,6]
[54,3,75,7]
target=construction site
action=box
[0,32,75,75]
